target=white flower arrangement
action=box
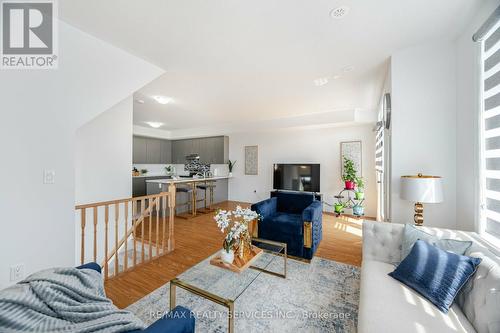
[214,206,260,253]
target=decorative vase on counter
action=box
[220,249,234,264]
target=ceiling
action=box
[59,0,481,132]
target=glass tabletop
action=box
[176,238,285,301]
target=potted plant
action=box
[353,202,364,216]
[214,206,260,264]
[342,157,357,190]
[228,160,236,177]
[355,176,365,200]
[334,202,344,214]
[165,165,174,176]
[140,169,148,175]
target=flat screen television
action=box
[273,164,320,193]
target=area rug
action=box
[126,256,360,333]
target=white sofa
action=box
[358,221,500,333]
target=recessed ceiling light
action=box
[330,6,350,19]
[314,77,329,86]
[333,75,341,79]
[145,122,163,128]
[342,65,354,73]
[135,99,145,104]
[152,96,171,105]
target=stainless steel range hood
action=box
[185,154,200,161]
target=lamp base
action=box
[414,202,424,226]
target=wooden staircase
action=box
[75,185,176,280]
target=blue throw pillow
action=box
[389,240,481,313]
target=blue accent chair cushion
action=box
[251,192,322,260]
[388,240,482,313]
[77,263,195,333]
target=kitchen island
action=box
[146,175,231,217]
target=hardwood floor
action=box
[105,201,363,309]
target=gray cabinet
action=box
[146,138,162,164]
[133,137,147,164]
[133,136,172,164]
[134,135,229,165]
[171,140,186,164]
[132,177,146,197]
[160,140,172,164]
[172,136,229,164]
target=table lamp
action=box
[400,174,443,226]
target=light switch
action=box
[43,169,55,184]
[10,264,25,282]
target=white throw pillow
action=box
[400,224,472,261]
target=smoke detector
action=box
[330,6,350,19]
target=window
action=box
[480,18,500,242]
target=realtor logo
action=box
[1,0,58,69]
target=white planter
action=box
[220,249,234,264]
[228,172,233,177]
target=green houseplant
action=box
[165,165,174,176]
[355,176,365,200]
[342,157,357,190]
[334,202,344,214]
[228,160,236,177]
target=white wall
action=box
[228,125,376,217]
[0,21,163,288]
[75,96,134,264]
[390,42,457,228]
[456,1,499,232]
[76,96,134,204]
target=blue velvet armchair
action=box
[250,192,323,260]
[77,263,195,333]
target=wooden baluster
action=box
[141,199,145,264]
[114,203,119,275]
[156,197,160,257]
[80,209,86,265]
[123,201,129,271]
[168,184,176,252]
[132,200,137,267]
[149,198,153,261]
[93,207,98,262]
[162,194,167,254]
[104,205,109,280]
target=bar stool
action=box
[196,180,216,214]
[175,185,195,218]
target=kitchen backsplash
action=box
[133,164,229,177]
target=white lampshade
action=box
[400,175,443,203]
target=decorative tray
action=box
[210,245,263,273]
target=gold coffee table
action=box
[169,238,287,333]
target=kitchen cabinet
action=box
[146,138,162,164]
[171,136,229,164]
[132,177,147,197]
[133,176,170,197]
[133,136,172,164]
[133,137,147,164]
[134,135,229,164]
[160,140,172,164]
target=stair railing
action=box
[75,185,176,280]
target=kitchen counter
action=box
[145,175,232,184]
[132,173,173,178]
